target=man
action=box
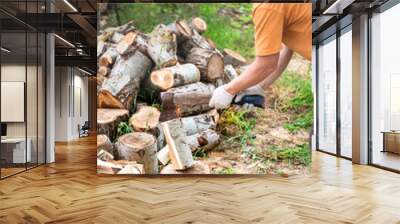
[209,3,312,109]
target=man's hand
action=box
[234,84,265,103]
[209,85,235,109]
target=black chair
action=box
[79,121,90,138]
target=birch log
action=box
[157,129,220,165]
[97,134,114,154]
[185,47,224,82]
[162,119,193,170]
[98,50,153,111]
[97,108,129,141]
[116,31,137,55]
[147,25,178,68]
[97,159,144,174]
[160,82,215,119]
[99,46,118,67]
[116,132,158,174]
[224,64,239,83]
[150,63,200,90]
[165,20,192,43]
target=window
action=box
[317,36,337,154]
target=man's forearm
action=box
[225,53,279,95]
[260,46,293,89]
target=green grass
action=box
[277,144,311,166]
[116,121,133,139]
[107,3,254,58]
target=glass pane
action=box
[1,31,27,177]
[371,4,400,171]
[340,29,352,158]
[27,31,38,169]
[38,32,45,165]
[318,37,337,154]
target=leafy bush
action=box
[116,121,132,139]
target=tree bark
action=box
[116,31,137,55]
[99,46,119,67]
[115,132,158,174]
[129,106,160,132]
[98,50,153,112]
[160,161,210,174]
[185,47,224,82]
[157,129,219,165]
[97,108,129,141]
[178,29,214,58]
[150,63,200,90]
[224,64,239,83]
[162,119,193,170]
[97,134,114,155]
[165,20,192,43]
[147,25,178,68]
[97,150,114,161]
[97,40,106,58]
[160,82,215,118]
[223,48,247,67]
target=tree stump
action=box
[162,119,193,170]
[98,50,153,112]
[129,106,160,132]
[223,48,247,67]
[150,63,200,90]
[115,132,158,174]
[185,47,223,82]
[160,82,215,118]
[190,17,207,34]
[147,25,178,68]
[160,161,210,174]
[97,108,129,141]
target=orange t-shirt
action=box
[252,3,312,61]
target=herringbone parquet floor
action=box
[1,136,400,224]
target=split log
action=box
[223,48,247,66]
[97,134,114,154]
[97,150,114,161]
[178,29,214,57]
[186,129,220,152]
[111,31,124,43]
[224,64,239,83]
[165,20,193,43]
[97,159,144,174]
[160,161,210,174]
[98,50,153,111]
[190,17,207,34]
[150,63,200,90]
[147,25,178,68]
[116,31,137,55]
[116,132,158,174]
[157,129,220,165]
[129,106,160,132]
[160,82,215,118]
[185,47,224,82]
[162,119,193,170]
[180,111,218,136]
[98,66,110,77]
[97,108,129,141]
[99,47,118,67]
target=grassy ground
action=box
[106,3,313,175]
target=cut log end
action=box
[176,20,193,38]
[191,17,207,33]
[116,31,137,55]
[97,89,125,109]
[119,132,155,151]
[207,53,224,80]
[130,106,161,131]
[150,70,174,90]
[98,66,110,77]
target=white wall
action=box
[54,67,89,141]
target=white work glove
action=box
[234,84,265,103]
[209,85,235,109]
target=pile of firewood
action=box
[97,18,247,174]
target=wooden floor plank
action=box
[0,135,399,223]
